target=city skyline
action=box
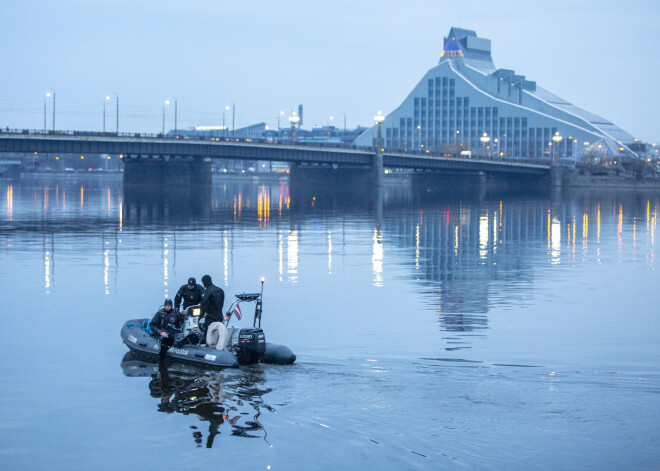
[1,0,659,142]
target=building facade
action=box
[354,27,636,160]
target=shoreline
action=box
[7,170,660,191]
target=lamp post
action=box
[374,111,386,187]
[223,105,230,139]
[51,90,56,131]
[162,100,170,135]
[172,97,178,135]
[277,110,284,130]
[342,112,346,144]
[113,92,119,134]
[232,102,235,137]
[552,131,563,164]
[44,92,50,132]
[44,91,55,132]
[374,111,385,150]
[480,132,490,158]
[103,96,110,132]
[288,112,300,145]
[493,138,499,158]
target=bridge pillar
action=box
[550,164,563,188]
[373,151,384,187]
[122,156,212,187]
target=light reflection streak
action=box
[492,210,498,254]
[257,186,270,225]
[287,230,298,283]
[163,237,169,298]
[223,233,229,286]
[372,229,383,287]
[547,209,551,248]
[104,249,110,295]
[278,232,284,282]
[618,204,623,251]
[597,204,601,243]
[327,231,333,274]
[107,187,111,216]
[633,217,637,262]
[479,213,488,259]
[43,186,49,213]
[80,185,84,213]
[551,217,561,263]
[572,216,576,256]
[44,248,51,292]
[583,213,589,252]
[415,224,420,270]
[7,185,12,221]
[454,226,459,257]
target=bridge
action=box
[0,130,552,186]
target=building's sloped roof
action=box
[439,27,635,150]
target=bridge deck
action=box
[0,132,550,176]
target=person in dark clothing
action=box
[199,274,225,334]
[174,277,204,312]
[150,298,182,361]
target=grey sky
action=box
[1,0,659,142]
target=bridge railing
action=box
[0,128,555,165]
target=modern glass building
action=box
[354,27,636,160]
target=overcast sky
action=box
[1,0,659,142]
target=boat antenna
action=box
[254,277,264,328]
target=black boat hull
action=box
[121,319,295,368]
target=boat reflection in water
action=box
[120,352,274,448]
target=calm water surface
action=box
[0,175,658,470]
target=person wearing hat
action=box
[199,274,225,336]
[174,277,204,312]
[150,298,182,361]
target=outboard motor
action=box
[235,328,266,365]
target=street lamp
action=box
[113,92,119,133]
[552,131,563,164]
[480,132,490,157]
[44,91,55,132]
[374,111,385,150]
[223,105,230,139]
[416,125,421,151]
[51,90,56,131]
[172,96,178,135]
[103,96,110,132]
[162,100,170,135]
[288,112,300,145]
[342,112,346,144]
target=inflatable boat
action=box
[121,280,296,368]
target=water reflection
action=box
[121,353,273,448]
[2,176,660,325]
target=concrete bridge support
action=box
[550,164,564,188]
[122,155,212,187]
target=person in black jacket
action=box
[174,277,204,312]
[199,274,225,334]
[150,299,182,361]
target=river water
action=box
[0,175,658,470]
